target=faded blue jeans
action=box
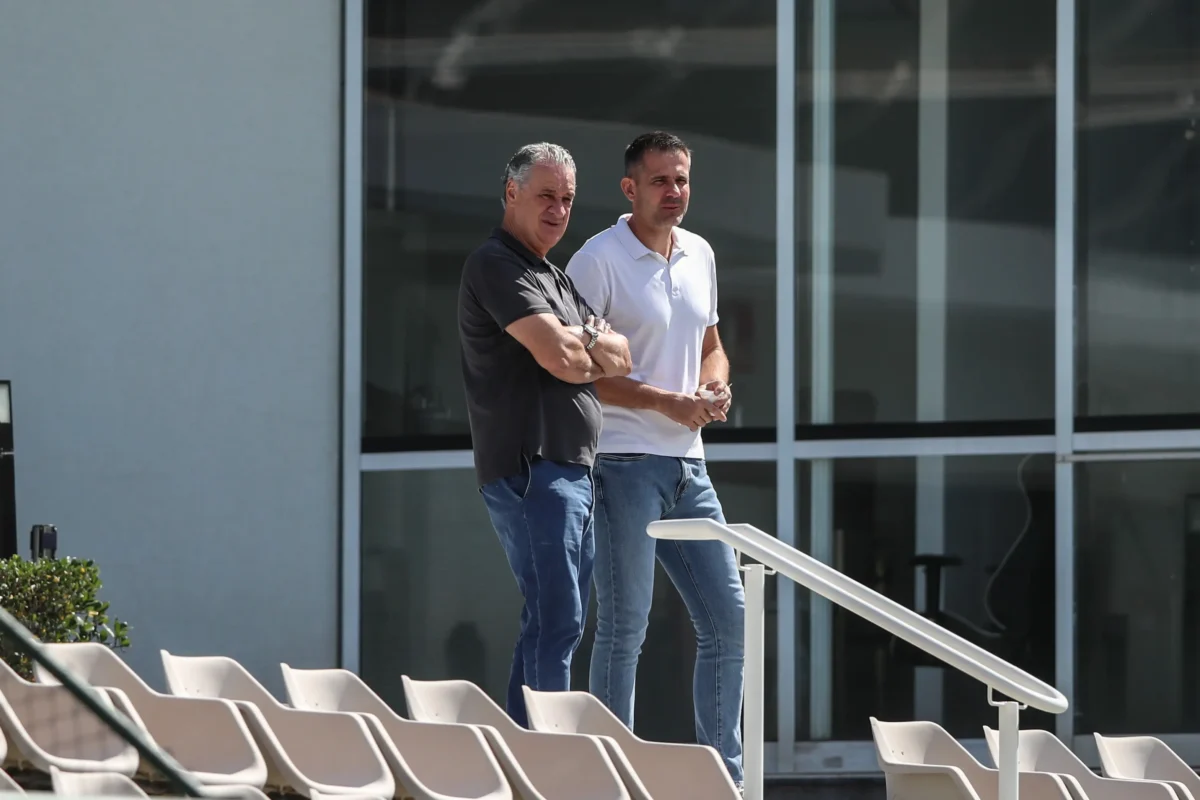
[481,456,595,728]
[589,454,745,785]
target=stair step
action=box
[766,776,885,800]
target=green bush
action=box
[0,556,130,679]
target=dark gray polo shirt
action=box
[458,227,603,488]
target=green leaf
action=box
[0,555,132,679]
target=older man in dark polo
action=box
[458,142,632,726]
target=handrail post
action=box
[991,689,1024,800]
[742,561,767,800]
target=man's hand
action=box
[588,315,612,334]
[579,315,632,377]
[700,379,733,413]
[659,392,727,432]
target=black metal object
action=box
[902,555,1007,669]
[0,605,204,796]
[28,524,57,561]
[0,381,14,559]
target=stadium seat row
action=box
[872,717,1200,799]
[0,642,739,800]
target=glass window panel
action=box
[794,454,1057,740]
[798,1,1056,429]
[1077,1,1200,423]
[362,1,778,448]
[1077,459,1200,734]
[360,461,777,742]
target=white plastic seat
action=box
[0,657,137,777]
[981,726,1176,800]
[402,677,629,800]
[280,664,511,800]
[36,643,267,790]
[50,767,274,800]
[1094,734,1200,800]
[308,792,389,800]
[870,718,1073,800]
[199,786,273,800]
[50,765,148,798]
[521,687,740,800]
[159,651,393,800]
[0,728,23,794]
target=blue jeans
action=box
[589,454,745,785]
[480,456,595,728]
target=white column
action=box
[774,0,798,768]
[808,0,835,742]
[996,698,1022,800]
[914,0,949,724]
[1053,0,1077,745]
[743,564,767,800]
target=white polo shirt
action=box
[565,214,718,459]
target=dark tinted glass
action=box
[797,1,1056,432]
[1077,1,1200,427]
[363,0,777,449]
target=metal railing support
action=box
[650,518,1068,800]
[740,561,769,800]
[991,690,1026,800]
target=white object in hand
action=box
[698,385,731,403]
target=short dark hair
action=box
[624,131,690,176]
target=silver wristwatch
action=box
[581,323,600,351]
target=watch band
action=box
[584,326,600,350]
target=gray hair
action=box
[501,142,576,208]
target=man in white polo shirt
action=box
[565,131,744,789]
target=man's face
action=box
[624,149,690,230]
[505,163,575,257]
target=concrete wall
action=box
[0,0,343,694]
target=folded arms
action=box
[506,313,632,384]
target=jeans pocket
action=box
[597,453,649,462]
[492,453,535,503]
[498,453,534,500]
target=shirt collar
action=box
[614,214,687,261]
[491,226,549,268]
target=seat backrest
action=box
[1095,734,1168,781]
[871,718,978,770]
[983,727,1086,776]
[523,689,635,744]
[0,656,133,761]
[51,766,147,798]
[160,651,276,708]
[39,643,150,700]
[1143,738,1200,786]
[0,657,30,690]
[402,677,516,732]
[281,665,388,717]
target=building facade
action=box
[0,0,343,695]
[1,0,1198,779]
[347,0,1200,775]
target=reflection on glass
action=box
[1078,2,1200,422]
[362,1,778,446]
[798,0,1056,428]
[1077,460,1200,734]
[796,454,1057,740]
[360,463,777,742]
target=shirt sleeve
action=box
[464,252,552,330]
[565,249,610,320]
[708,247,720,327]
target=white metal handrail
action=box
[648,518,1069,800]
